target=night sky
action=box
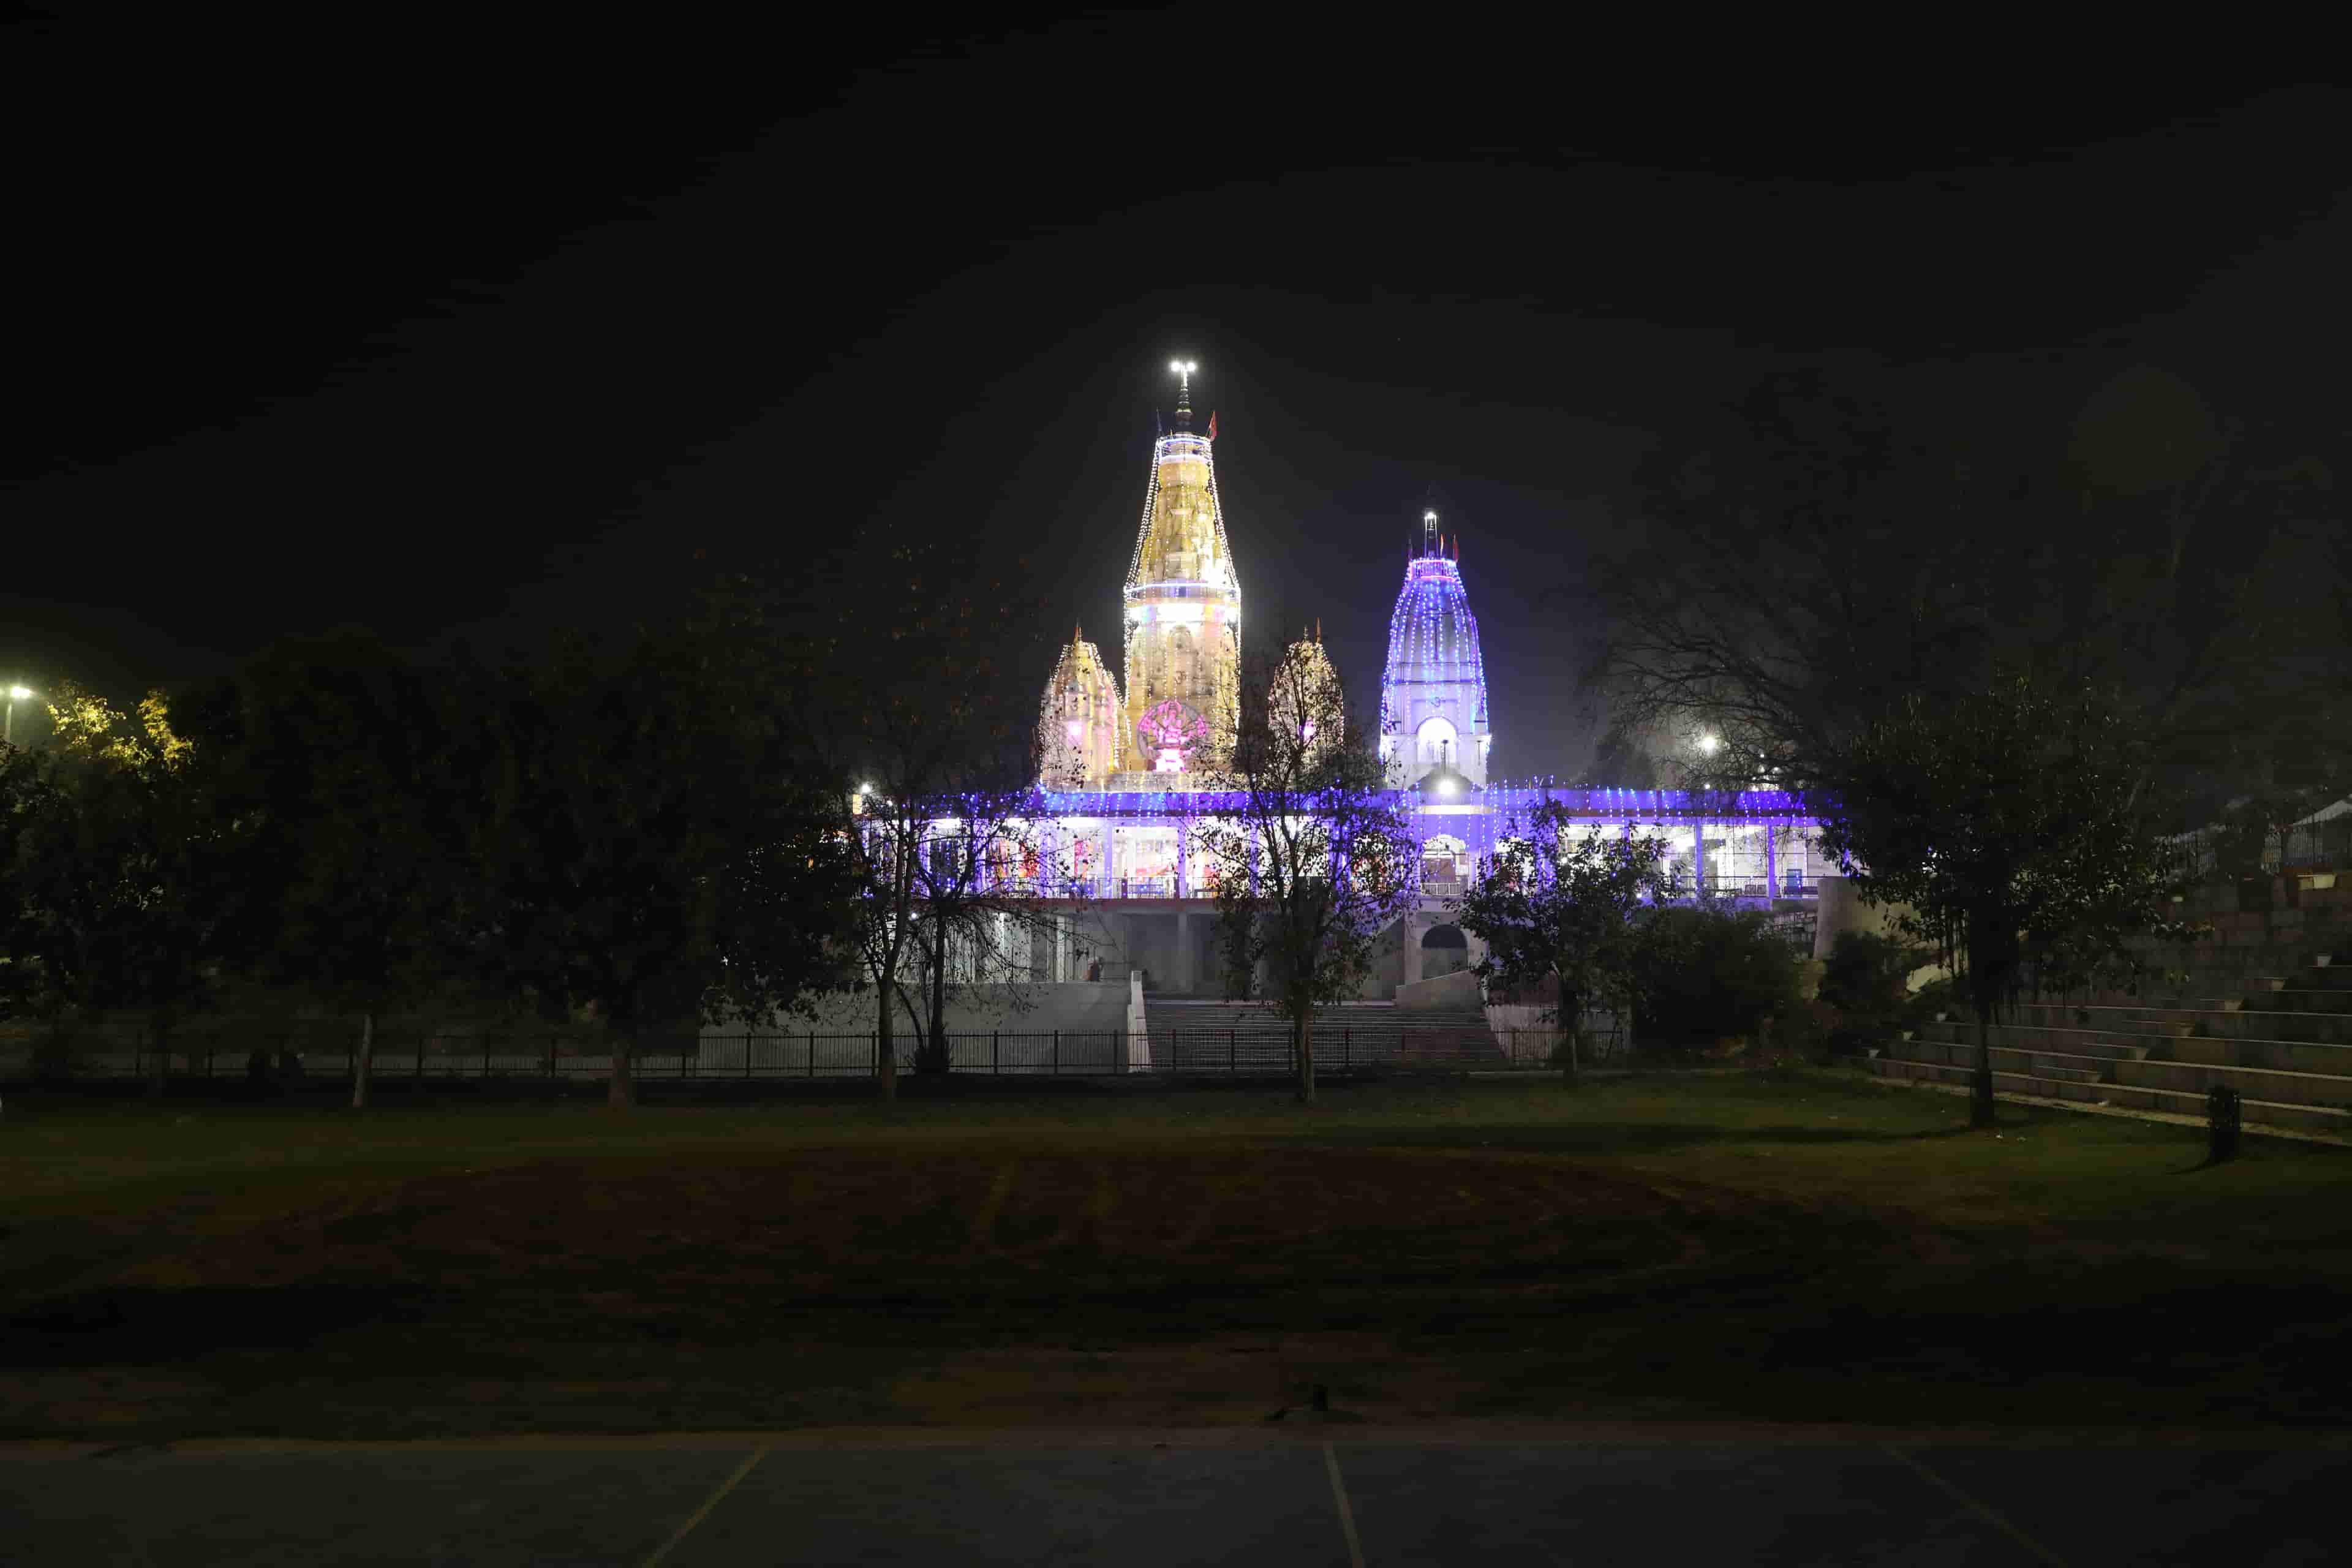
[6,13,2343,777]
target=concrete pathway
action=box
[3,1427,2345,1565]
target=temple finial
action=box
[1169,359,1197,429]
[1422,507,1439,559]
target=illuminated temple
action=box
[1011,363,1830,999]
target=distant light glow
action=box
[1698,734,1722,755]
[1065,720,1084,742]
[6,685,29,700]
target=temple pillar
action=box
[1692,817,1708,900]
[1175,910,1194,993]
[1765,823,1779,900]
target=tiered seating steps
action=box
[1869,876,2352,1136]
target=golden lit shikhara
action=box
[1038,627,1122,788]
[1119,360,1240,777]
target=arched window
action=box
[1415,715,1458,766]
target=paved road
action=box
[3,1428,2345,1566]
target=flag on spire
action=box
[1207,410,1218,441]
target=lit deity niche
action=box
[1379,509,1492,791]
[1119,360,1241,775]
[1037,628,1121,788]
[1136,699,1211,773]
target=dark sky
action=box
[5,11,2344,777]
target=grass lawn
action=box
[1,1066,2345,1441]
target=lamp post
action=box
[4,685,30,747]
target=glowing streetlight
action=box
[1697,733,1722,756]
[4,685,31,747]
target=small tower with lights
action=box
[1269,625,1342,774]
[1379,508,1491,791]
[1120,360,1242,777]
[1038,627,1123,788]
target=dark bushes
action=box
[1629,908,1803,1050]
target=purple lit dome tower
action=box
[1379,508,1491,792]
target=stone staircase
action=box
[1144,1000,1506,1073]
[1869,874,2352,1136]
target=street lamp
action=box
[5,685,31,747]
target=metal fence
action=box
[0,1025,1653,1083]
[2169,812,2352,878]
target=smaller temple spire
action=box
[1169,358,1197,430]
[1422,507,1440,559]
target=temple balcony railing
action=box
[941,874,1826,905]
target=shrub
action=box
[1903,974,1959,1028]
[1629,907,1804,1048]
[1818,930,1924,1017]
[1813,930,1931,1054]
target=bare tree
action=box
[889,782,1063,1072]
[1193,643,1419,1105]
[1588,364,2348,813]
[778,535,1052,1099]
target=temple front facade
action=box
[1013,364,1830,1000]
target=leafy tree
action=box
[43,679,191,769]
[1194,643,1419,1104]
[179,630,488,1109]
[470,597,857,1109]
[1455,802,1671,1081]
[1819,672,2188,1128]
[3,683,230,1095]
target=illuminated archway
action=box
[1415,715,1458,766]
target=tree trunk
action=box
[146,1014,170,1101]
[876,980,898,1102]
[1560,983,1581,1087]
[608,1021,637,1110]
[922,921,951,1074]
[350,1009,375,1110]
[1971,1003,1996,1128]
[1294,1007,1316,1106]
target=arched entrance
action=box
[1420,922,1470,977]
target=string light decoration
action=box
[1380,510,1492,790]
[935,781,1822,899]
